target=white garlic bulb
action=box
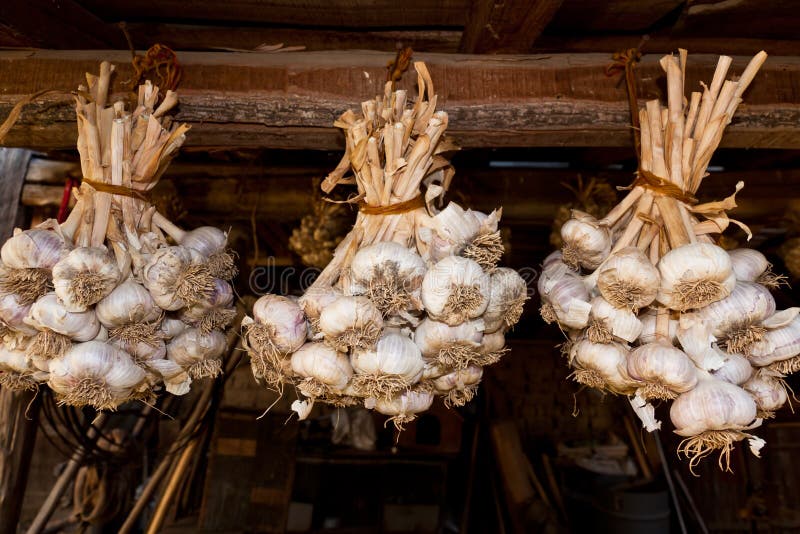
[318,295,383,351]
[728,248,770,282]
[657,243,736,311]
[743,371,787,418]
[588,296,643,344]
[711,351,753,385]
[560,210,611,270]
[350,242,426,316]
[52,247,121,312]
[142,246,214,310]
[478,330,507,366]
[748,316,800,372]
[697,281,775,354]
[569,339,638,394]
[160,317,187,340]
[676,312,726,371]
[433,365,483,407]
[1,227,70,270]
[638,308,678,345]
[596,247,659,310]
[0,291,37,336]
[421,256,490,326]
[483,267,527,333]
[298,286,342,330]
[179,278,236,333]
[374,387,434,430]
[96,279,162,328]
[179,226,237,280]
[291,342,353,399]
[111,337,167,366]
[415,202,483,262]
[542,250,566,272]
[414,317,484,369]
[627,343,698,400]
[48,341,147,410]
[24,293,100,360]
[0,341,40,391]
[538,265,591,330]
[244,294,307,386]
[167,328,227,379]
[350,332,425,398]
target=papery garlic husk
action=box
[48,340,147,410]
[0,291,37,337]
[657,243,736,311]
[350,332,425,400]
[596,247,659,310]
[0,228,71,305]
[671,372,762,473]
[568,339,638,395]
[374,385,434,430]
[542,250,566,272]
[415,202,483,263]
[160,317,187,340]
[638,308,678,345]
[627,343,698,400]
[167,328,226,379]
[462,209,504,271]
[711,351,753,385]
[24,293,100,360]
[743,370,788,419]
[110,337,167,366]
[748,316,800,373]
[728,248,784,289]
[180,226,238,280]
[560,210,611,270]
[588,296,643,344]
[142,246,215,310]
[421,256,490,326]
[698,281,775,355]
[291,342,353,400]
[318,295,383,351]
[414,317,484,369]
[350,242,426,317]
[483,267,527,333]
[52,247,121,312]
[244,295,307,387]
[537,264,590,330]
[477,330,508,366]
[298,286,342,333]
[433,365,483,407]
[676,312,726,371]
[179,278,236,334]
[96,279,163,347]
[0,339,41,391]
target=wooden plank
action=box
[674,0,798,40]
[460,0,564,53]
[0,50,798,150]
[548,0,684,32]
[533,34,800,56]
[78,0,470,27]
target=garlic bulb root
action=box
[244,322,290,388]
[677,430,755,474]
[350,373,409,401]
[0,268,51,305]
[207,249,238,281]
[110,319,163,348]
[724,322,766,355]
[28,330,72,360]
[462,230,504,270]
[587,319,613,344]
[0,371,38,392]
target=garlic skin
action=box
[414,317,484,369]
[291,342,353,398]
[179,226,237,280]
[588,296,643,344]
[676,312,726,371]
[421,256,490,326]
[167,328,227,379]
[748,316,800,372]
[318,296,383,351]
[711,351,753,385]
[560,210,611,270]
[670,374,758,437]
[245,295,308,385]
[25,293,100,342]
[728,248,770,282]
[483,267,527,333]
[142,246,214,310]
[657,243,736,311]
[298,286,342,329]
[638,308,678,345]
[350,242,426,316]
[627,343,698,400]
[111,337,167,366]
[416,202,483,262]
[433,365,483,407]
[0,291,37,336]
[1,228,70,269]
[569,339,638,395]
[0,341,40,391]
[743,371,787,418]
[596,247,659,310]
[48,341,147,410]
[538,265,590,330]
[374,388,434,429]
[478,330,508,366]
[96,279,162,328]
[160,317,187,340]
[179,278,236,333]
[350,332,425,398]
[52,247,121,312]
[542,250,566,272]
[697,281,775,354]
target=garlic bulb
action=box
[414,317,484,369]
[596,247,659,310]
[421,256,489,326]
[142,246,214,310]
[676,312,726,371]
[318,296,383,351]
[350,332,425,399]
[698,281,775,354]
[350,242,426,316]
[657,243,736,311]
[291,342,353,399]
[542,250,566,272]
[712,351,753,385]
[0,341,39,391]
[638,308,678,345]
[415,202,483,262]
[244,295,307,386]
[96,279,163,346]
[728,248,770,282]
[627,343,698,400]
[374,387,434,430]
[1,228,70,269]
[743,370,787,418]
[433,365,483,407]
[48,341,147,410]
[52,247,121,312]
[538,265,590,330]
[0,291,37,336]
[483,267,527,333]
[167,328,226,379]
[670,373,762,472]
[179,226,237,280]
[160,317,187,340]
[111,337,167,366]
[179,278,236,333]
[588,296,643,344]
[298,286,342,330]
[569,339,638,394]
[478,330,508,366]
[748,316,800,373]
[560,210,611,270]
[25,293,100,359]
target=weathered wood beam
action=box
[1,50,799,149]
[460,0,565,53]
[533,34,800,56]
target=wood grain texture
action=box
[548,0,684,31]
[0,149,30,237]
[460,0,565,53]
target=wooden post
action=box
[0,148,36,533]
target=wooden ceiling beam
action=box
[460,0,564,53]
[1,50,799,150]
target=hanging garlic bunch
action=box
[0,227,71,305]
[245,61,524,425]
[542,50,787,469]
